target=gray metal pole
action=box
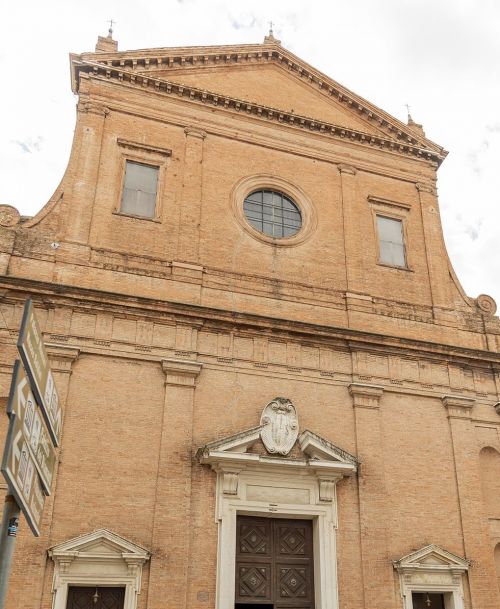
[0,494,21,609]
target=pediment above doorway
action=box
[49,528,150,563]
[197,397,358,503]
[393,544,470,574]
[197,425,357,477]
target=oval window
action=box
[243,190,302,238]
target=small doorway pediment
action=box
[393,545,469,609]
[394,544,470,573]
[48,529,150,609]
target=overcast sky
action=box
[1,0,499,307]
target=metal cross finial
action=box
[108,19,115,37]
[404,103,411,119]
[269,21,274,35]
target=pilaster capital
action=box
[442,395,475,419]
[337,163,357,176]
[46,346,80,373]
[415,182,436,195]
[161,358,202,387]
[77,101,110,117]
[349,383,384,409]
[184,126,207,140]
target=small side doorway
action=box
[66,586,125,609]
[235,515,315,609]
[412,592,445,609]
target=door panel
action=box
[412,593,445,609]
[66,587,125,609]
[236,516,314,608]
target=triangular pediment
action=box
[48,528,150,559]
[72,41,446,163]
[394,544,469,572]
[197,425,358,478]
[138,63,388,137]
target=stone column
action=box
[349,383,395,609]
[147,358,202,609]
[443,395,500,609]
[176,127,206,265]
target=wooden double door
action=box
[66,587,125,609]
[236,516,315,608]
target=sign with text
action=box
[6,361,57,494]
[1,413,45,536]
[17,299,61,446]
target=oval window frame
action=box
[231,175,317,247]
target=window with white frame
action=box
[376,215,407,267]
[120,160,159,218]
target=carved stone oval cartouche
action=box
[260,397,298,456]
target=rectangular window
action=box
[377,215,406,267]
[120,160,159,218]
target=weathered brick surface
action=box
[0,37,499,609]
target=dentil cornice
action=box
[71,40,446,161]
[71,57,444,167]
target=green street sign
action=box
[6,361,57,494]
[1,413,45,537]
[17,299,61,446]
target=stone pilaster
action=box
[63,101,109,247]
[349,383,395,609]
[176,127,206,264]
[442,395,500,609]
[416,182,453,308]
[338,164,363,294]
[147,358,202,609]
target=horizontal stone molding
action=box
[117,138,172,157]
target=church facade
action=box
[0,31,499,609]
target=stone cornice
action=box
[1,278,499,366]
[75,42,445,158]
[71,58,445,167]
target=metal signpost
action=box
[0,299,60,608]
[5,361,57,495]
[17,299,61,447]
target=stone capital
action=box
[415,182,436,195]
[161,358,202,387]
[184,126,207,140]
[78,101,110,117]
[46,346,81,373]
[442,395,475,419]
[349,383,384,409]
[337,163,357,176]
